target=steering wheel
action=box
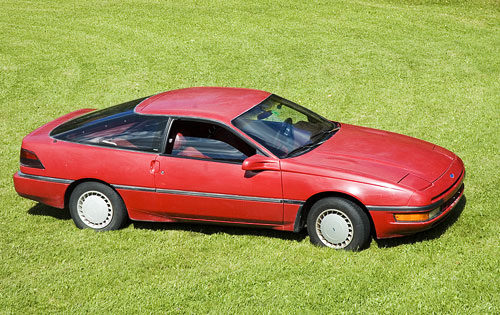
[273,118,293,155]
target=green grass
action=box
[1,0,500,313]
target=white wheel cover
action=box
[77,190,113,229]
[316,209,354,249]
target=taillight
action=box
[20,148,45,169]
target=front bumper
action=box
[368,161,465,239]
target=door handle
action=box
[150,160,160,174]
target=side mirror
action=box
[242,154,280,172]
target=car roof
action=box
[135,87,271,124]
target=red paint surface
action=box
[13,87,465,239]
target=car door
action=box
[153,118,284,225]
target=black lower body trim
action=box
[366,199,443,212]
[17,171,304,206]
[17,171,73,184]
[156,188,303,205]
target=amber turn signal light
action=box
[394,213,430,222]
[394,207,441,222]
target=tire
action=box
[69,182,128,231]
[307,197,371,251]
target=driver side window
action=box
[165,120,256,163]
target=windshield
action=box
[232,95,338,158]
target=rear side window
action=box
[51,97,147,135]
[51,97,168,153]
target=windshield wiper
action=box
[285,126,340,158]
[310,126,340,143]
[285,138,329,158]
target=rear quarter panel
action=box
[19,113,159,217]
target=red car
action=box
[13,87,464,250]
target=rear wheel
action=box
[69,182,127,231]
[307,197,371,251]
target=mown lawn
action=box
[1,0,499,313]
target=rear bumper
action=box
[13,171,71,209]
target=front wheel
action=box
[69,182,128,231]
[307,197,371,251]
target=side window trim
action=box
[159,117,173,154]
[158,153,246,165]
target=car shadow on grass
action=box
[375,195,467,248]
[133,221,308,242]
[25,203,307,242]
[27,203,71,220]
[28,196,464,248]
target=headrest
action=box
[173,133,185,150]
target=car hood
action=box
[291,124,455,184]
